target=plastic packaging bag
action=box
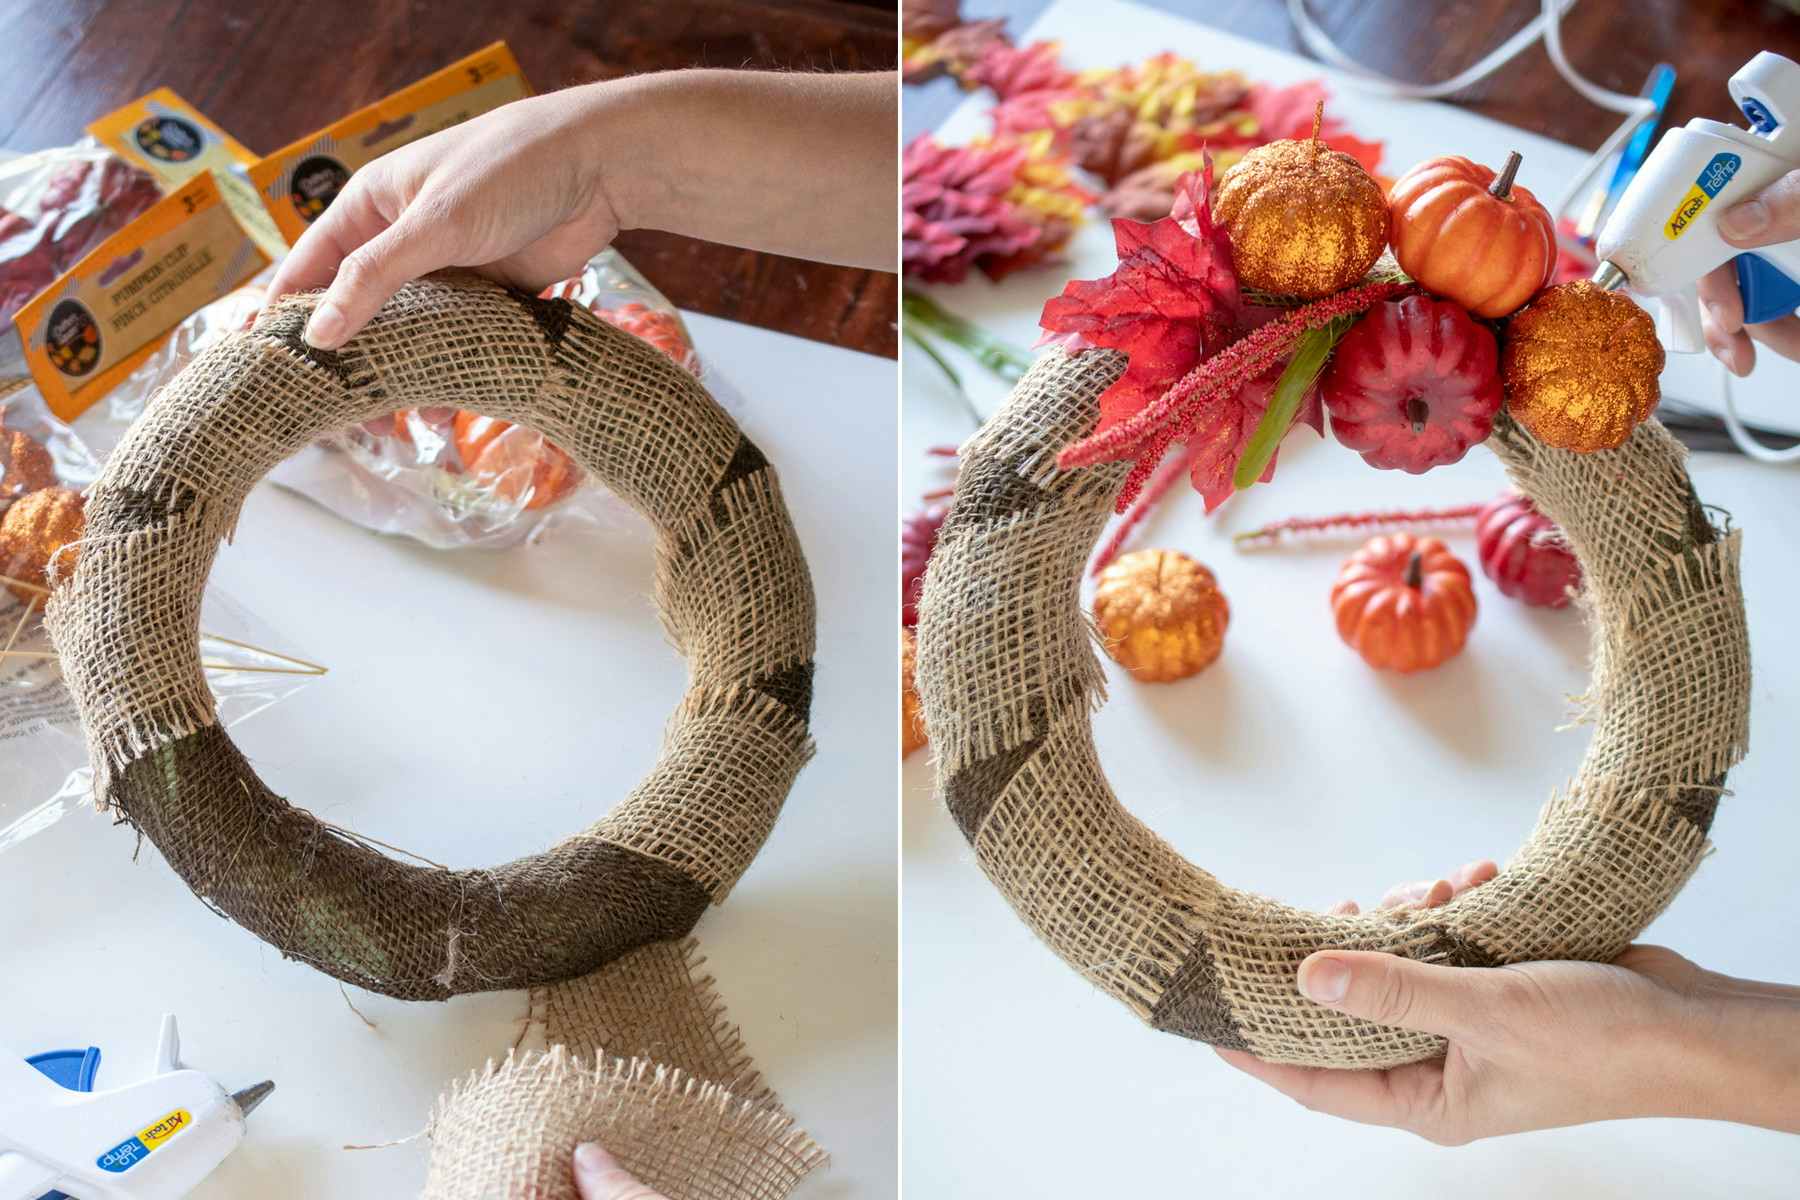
[0,139,162,326]
[107,249,714,550]
[277,248,709,548]
[0,385,319,855]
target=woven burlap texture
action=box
[44,273,825,1195]
[915,347,1749,1069]
[423,937,825,1200]
[47,272,817,1000]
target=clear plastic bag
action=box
[0,385,318,855]
[0,139,162,326]
[108,249,715,550]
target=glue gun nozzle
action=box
[231,1080,275,1119]
[1592,260,1629,292]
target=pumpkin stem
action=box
[1406,395,1430,434]
[1310,99,1324,145]
[1490,151,1523,200]
[1404,551,1424,590]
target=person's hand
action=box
[1216,860,1800,1142]
[264,87,625,351]
[1699,167,1800,375]
[265,70,896,352]
[1325,858,1496,915]
[572,1143,666,1200]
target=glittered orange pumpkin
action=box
[452,411,582,510]
[0,421,57,506]
[0,486,84,602]
[1387,152,1555,319]
[1093,548,1229,682]
[1501,281,1663,452]
[1213,104,1388,298]
[1330,533,1476,673]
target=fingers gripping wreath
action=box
[47,273,816,1001]
[915,348,1749,1069]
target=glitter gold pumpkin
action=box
[1092,548,1229,683]
[901,628,928,759]
[0,423,57,506]
[1212,103,1387,298]
[1502,281,1663,453]
[1,486,84,602]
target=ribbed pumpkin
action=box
[1387,152,1555,319]
[1330,533,1476,673]
[1322,294,1502,473]
[1213,104,1389,298]
[1475,492,1580,608]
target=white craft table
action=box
[0,312,898,1198]
[902,4,1800,1195]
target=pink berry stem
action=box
[1232,502,1486,548]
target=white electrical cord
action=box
[1289,0,1800,462]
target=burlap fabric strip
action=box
[425,938,826,1200]
[915,347,1750,1069]
[47,272,825,1194]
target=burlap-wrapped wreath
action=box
[915,347,1750,1070]
[47,273,825,1198]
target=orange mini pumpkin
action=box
[1387,152,1555,319]
[1330,533,1476,673]
[452,412,582,510]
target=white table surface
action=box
[901,4,1800,1196]
[0,311,898,1198]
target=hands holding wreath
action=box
[1217,867,1800,1143]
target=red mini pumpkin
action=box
[1322,294,1502,473]
[1330,533,1476,673]
[1387,152,1555,319]
[1475,492,1580,608]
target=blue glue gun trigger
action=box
[1735,253,1800,325]
[25,1048,101,1200]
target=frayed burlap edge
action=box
[422,937,826,1200]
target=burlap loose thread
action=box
[46,273,825,1195]
[915,348,1750,1069]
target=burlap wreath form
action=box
[916,347,1751,1070]
[46,273,825,1198]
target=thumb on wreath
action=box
[1297,950,1491,1040]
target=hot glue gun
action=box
[1594,51,1800,350]
[0,1015,273,1200]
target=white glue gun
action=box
[1594,51,1800,350]
[0,1016,272,1200]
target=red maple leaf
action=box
[1038,164,1241,432]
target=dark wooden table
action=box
[1,0,898,357]
[903,0,1800,149]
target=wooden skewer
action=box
[0,596,38,667]
[199,631,329,675]
[3,575,327,676]
[0,647,326,677]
